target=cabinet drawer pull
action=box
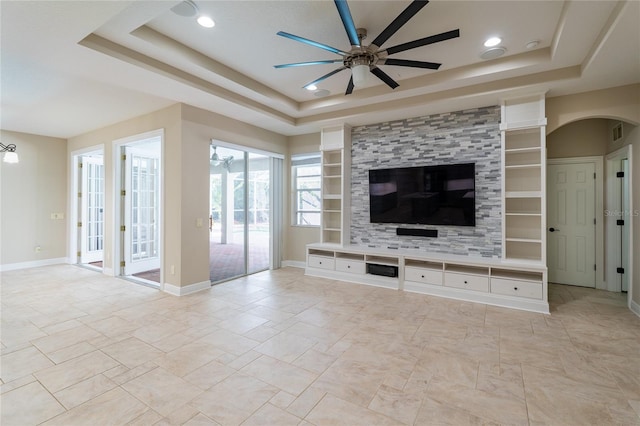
[347,265,351,268]
[464,280,468,284]
[319,261,322,265]
[514,287,518,291]
[421,275,425,278]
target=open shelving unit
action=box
[320,126,351,245]
[501,95,547,262]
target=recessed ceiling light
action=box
[526,40,540,49]
[197,15,215,28]
[306,84,317,91]
[171,0,198,17]
[484,37,502,47]
[480,47,506,60]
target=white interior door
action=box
[547,162,596,287]
[123,147,160,275]
[80,156,104,263]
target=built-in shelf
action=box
[502,94,546,263]
[320,125,351,245]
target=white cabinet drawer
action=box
[335,258,365,274]
[405,266,442,285]
[491,278,542,299]
[444,272,489,292]
[308,255,335,270]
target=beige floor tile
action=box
[306,393,398,425]
[285,386,327,418]
[292,348,337,374]
[2,266,638,425]
[313,358,387,406]
[34,350,120,393]
[122,367,203,416]
[183,359,236,390]
[40,387,149,425]
[182,413,221,425]
[0,381,65,426]
[242,403,301,426]
[414,396,497,425]
[47,341,97,364]
[196,328,259,356]
[0,345,54,383]
[101,336,164,368]
[254,330,317,363]
[189,373,279,425]
[32,324,103,354]
[240,354,317,396]
[154,340,226,377]
[368,383,423,425]
[53,373,117,409]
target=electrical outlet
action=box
[35,246,41,253]
[170,265,175,275]
[196,218,203,228]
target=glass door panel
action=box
[210,146,246,282]
[80,155,104,265]
[248,152,270,274]
[124,147,160,275]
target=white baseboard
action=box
[630,298,640,318]
[0,257,69,272]
[282,260,305,269]
[163,280,211,296]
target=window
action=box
[292,154,321,226]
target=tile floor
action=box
[1,265,639,425]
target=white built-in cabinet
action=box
[306,98,550,314]
[500,94,547,262]
[320,125,351,245]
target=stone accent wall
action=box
[350,106,502,258]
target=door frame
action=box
[113,129,165,288]
[605,145,634,308]
[210,140,284,277]
[68,145,104,269]
[547,156,604,289]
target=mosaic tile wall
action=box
[350,106,502,258]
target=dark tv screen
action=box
[368,163,476,226]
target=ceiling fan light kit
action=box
[274,0,460,95]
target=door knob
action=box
[548,227,559,232]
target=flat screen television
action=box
[369,162,475,226]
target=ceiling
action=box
[1,0,638,139]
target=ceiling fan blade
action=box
[381,58,441,70]
[277,31,348,56]
[371,0,429,49]
[275,60,343,69]
[345,76,355,95]
[370,66,399,89]
[334,0,361,46]
[383,29,460,55]
[303,66,348,89]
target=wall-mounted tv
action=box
[369,163,476,226]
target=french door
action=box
[123,147,160,275]
[79,156,104,264]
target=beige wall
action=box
[285,133,321,263]
[66,103,288,288]
[68,104,183,283]
[547,119,608,158]
[546,84,640,134]
[0,130,67,266]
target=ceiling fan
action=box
[274,0,460,95]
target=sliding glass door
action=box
[209,144,276,283]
